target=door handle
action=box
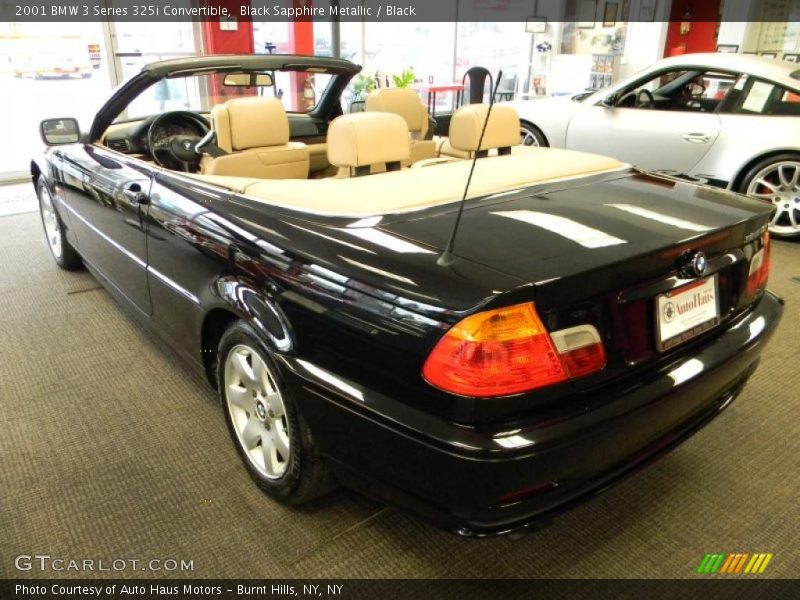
[683,133,711,144]
[123,185,149,205]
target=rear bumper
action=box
[283,291,783,536]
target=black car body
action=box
[32,55,783,536]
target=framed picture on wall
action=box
[782,53,800,63]
[602,2,618,27]
[760,51,778,58]
[525,17,547,34]
[717,44,739,53]
[639,0,657,21]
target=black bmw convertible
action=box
[32,54,783,536]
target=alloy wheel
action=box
[39,185,63,259]
[746,160,800,236]
[224,344,290,479]
[520,126,541,147]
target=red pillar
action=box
[287,1,316,111]
[201,0,255,105]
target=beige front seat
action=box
[201,97,309,179]
[327,112,411,178]
[365,88,436,165]
[439,103,520,159]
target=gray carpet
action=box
[0,204,798,579]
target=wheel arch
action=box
[731,148,800,192]
[519,119,550,147]
[200,307,240,388]
[199,280,295,387]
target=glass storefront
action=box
[0,22,113,178]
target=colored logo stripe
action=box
[698,553,773,574]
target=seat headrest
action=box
[449,104,520,153]
[365,88,428,135]
[327,112,410,169]
[211,97,290,152]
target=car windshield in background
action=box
[116,70,333,122]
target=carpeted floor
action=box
[1,191,798,579]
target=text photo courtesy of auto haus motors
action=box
[0,0,799,596]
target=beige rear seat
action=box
[366,88,436,165]
[327,111,411,178]
[439,103,520,160]
[201,97,310,179]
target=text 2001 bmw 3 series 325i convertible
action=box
[32,55,783,536]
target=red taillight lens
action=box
[551,325,607,379]
[422,303,606,397]
[746,231,770,298]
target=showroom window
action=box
[0,21,114,178]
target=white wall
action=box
[619,21,670,80]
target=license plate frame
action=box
[655,276,720,352]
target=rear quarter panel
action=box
[690,113,800,187]
[510,97,579,147]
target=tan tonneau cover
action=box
[188,147,626,217]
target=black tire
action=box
[37,176,83,270]
[520,121,548,147]
[738,152,800,239]
[216,320,334,505]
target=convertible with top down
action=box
[32,54,783,536]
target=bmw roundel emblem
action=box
[682,251,707,278]
[692,252,707,276]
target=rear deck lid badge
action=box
[682,251,708,278]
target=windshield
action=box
[116,70,334,122]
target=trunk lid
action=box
[379,172,773,388]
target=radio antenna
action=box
[436,70,503,267]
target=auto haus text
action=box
[16,584,223,597]
[242,4,417,17]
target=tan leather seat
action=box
[439,103,520,160]
[201,97,309,179]
[327,112,411,178]
[365,88,436,165]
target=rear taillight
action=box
[422,302,606,397]
[745,231,770,298]
[550,325,607,378]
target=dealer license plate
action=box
[656,276,719,351]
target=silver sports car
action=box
[512,53,800,237]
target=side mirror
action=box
[40,118,81,145]
[601,93,618,108]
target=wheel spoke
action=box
[778,165,795,188]
[241,418,263,451]
[771,208,784,226]
[227,385,251,410]
[266,440,280,475]
[755,178,779,194]
[232,352,258,389]
[266,392,284,417]
[252,357,269,391]
[272,426,290,461]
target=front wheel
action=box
[37,176,82,270]
[217,321,334,504]
[520,122,548,147]
[740,154,800,238]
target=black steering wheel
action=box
[637,89,656,109]
[147,111,209,172]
